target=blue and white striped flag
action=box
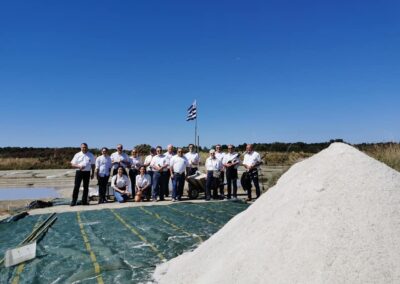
[186,100,197,121]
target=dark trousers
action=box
[128,169,139,193]
[152,171,168,200]
[172,172,185,200]
[147,171,153,199]
[226,168,238,198]
[219,171,225,197]
[164,171,171,197]
[98,175,109,203]
[72,170,90,205]
[206,171,218,200]
[248,170,261,199]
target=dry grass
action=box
[0,157,69,170]
[361,144,400,172]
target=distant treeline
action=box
[0,140,399,170]
[1,140,398,158]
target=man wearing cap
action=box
[70,143,96,206]
[205,149,223,201]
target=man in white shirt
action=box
[164,144,175,197]
[215,144,226,199]
[205,149,223,201]
[170,148,189,201]
[223,145,240,199]
[95,147,112,204]
[185,144,199,174]
[70,143,96,206]
[110,144,130,176]
[242,144,262,201]
[150,146,169,201]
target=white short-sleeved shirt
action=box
[243,151,261,168]
[95,155,112,177]
[129,156,142,170]
[111,174,129,189]
[164,152,175,169]
[151,154,169,172]
[110,152,130,169]
[205,157,223,171]
[184,152,200,168]
[223,152,240,169]
[215,152,225,162]
[144,155,154,172]
[170,156,189,174]
[71,151,95,172]
[136,174,151,189]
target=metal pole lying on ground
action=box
[1,213,57,267]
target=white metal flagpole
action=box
[195,100,198,153]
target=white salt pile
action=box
[153,143,400,284]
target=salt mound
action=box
[153,143,400,284]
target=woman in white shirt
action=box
[135,166,152,201]
[111,167,131,203]
[129,148,142,195]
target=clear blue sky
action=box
[0,0,399,148]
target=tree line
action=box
[1,140,398,158]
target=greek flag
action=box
[186,100,197,121]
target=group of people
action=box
[70,142,262,206]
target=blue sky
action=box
[0,0,399,148]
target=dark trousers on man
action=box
[172,172,185,200]
[206,171,219,200]
[72,170,90,205]
[247,170,261,199]
[98,175,109,203]
[219,171,225,198]
[152,171,168,200]
[164,171,171,197]
[226,168,238,199]
[147,171,154,199]
[128,169,139,193]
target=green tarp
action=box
[0,201,249,283]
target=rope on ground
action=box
[167,205,220,226]
[190,204,236,218]
[110,209,166,262]
[139,206,203,243]
[76,212,104,284]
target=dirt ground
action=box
[0,166,285,219]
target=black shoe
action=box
[70,202,76,207]
[82,202,89,206]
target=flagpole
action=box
[195,100,198,153]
